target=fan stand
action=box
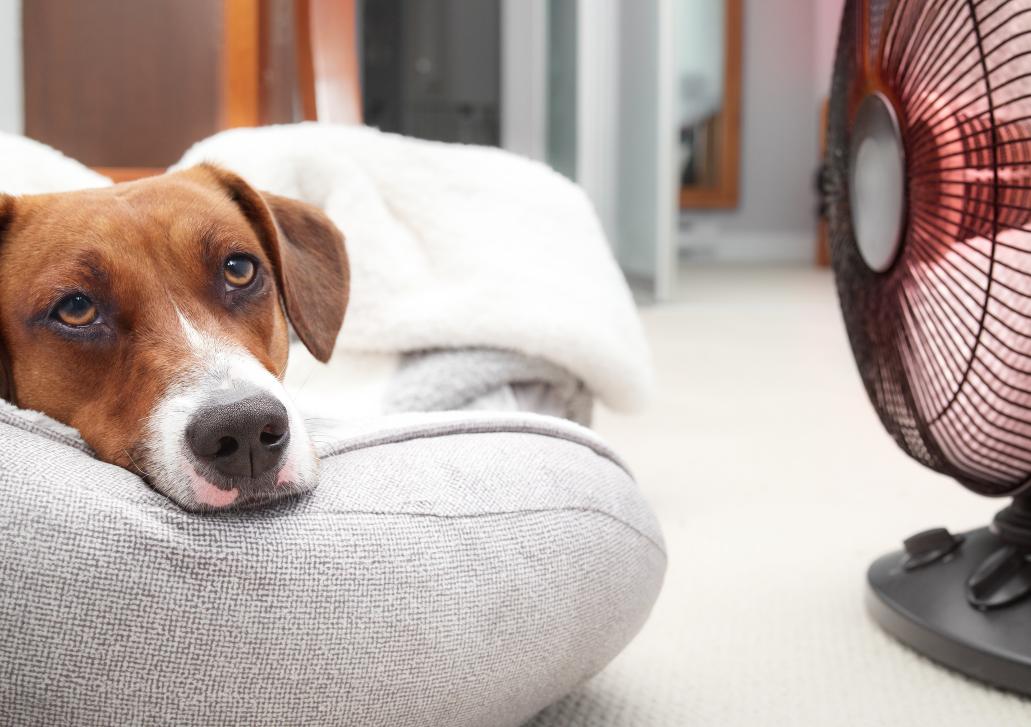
[867,494,1031,695]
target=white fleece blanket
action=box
[174,124,651,412]
[0,127,651,412]
[0,134,111,195]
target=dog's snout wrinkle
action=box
[186,388,290,481]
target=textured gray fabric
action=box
[0,405,665,727]
[384,348,594,425]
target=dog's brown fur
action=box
[0,165,348,472]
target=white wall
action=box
[814,0,844,100]
[615,0,678,299]
[680,0,843,263]
[501,0,548,161]
[0,0,22,135]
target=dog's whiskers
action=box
[123,449,152,478]
[294,367,318,394]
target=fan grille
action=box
[829,0,1031,495]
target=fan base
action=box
[868,526,1031,695]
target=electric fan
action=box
[826,0,1031,693]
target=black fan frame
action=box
[826,0,1029,497]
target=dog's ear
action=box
[258,191,350,362]
[198,165,349,363]
[0,194,13,401]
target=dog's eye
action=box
[52,293,99,327]
[224,254,257,289]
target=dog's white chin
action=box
[141,316,318,511]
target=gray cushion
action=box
[0,404,665,726]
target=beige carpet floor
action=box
[531,265,1031,725]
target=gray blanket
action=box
[384,348,594,425]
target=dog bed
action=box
[0,401,666,726]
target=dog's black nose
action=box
[186,390,290,480]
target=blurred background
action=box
[12,3,1016,722]
[0,0,843,300]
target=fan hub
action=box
[849,92,905,273]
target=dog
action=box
[0,164,349,511]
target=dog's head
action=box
[0,164,348,511]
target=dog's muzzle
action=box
[144,319,320,511]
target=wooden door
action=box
[21,0,311,178]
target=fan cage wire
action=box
[828,0,1031,496]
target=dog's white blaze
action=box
[144,312,317,509]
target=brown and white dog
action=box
[0,164,348,511]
